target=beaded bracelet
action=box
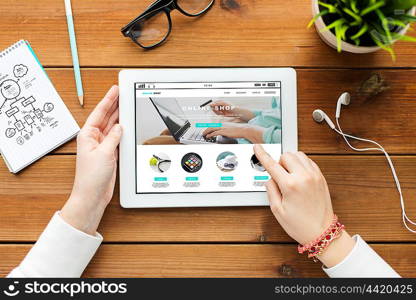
[297,214,345,262]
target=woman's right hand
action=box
[209,101,235,116]
[61,86,122,236]
[253,145,355,267]
[209,101,256,122]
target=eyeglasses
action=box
[121,0,215,49]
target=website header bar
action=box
[135,81,281,90]
[137,88,280,98]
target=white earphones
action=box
[312,109,335,129]
[313,92,350,125]
[313,93,416,234]
[335,92,350,118]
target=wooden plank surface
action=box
[1,0,416,279]
[1,155,414,243]
[1,244,415,278]
[1,0,416,68]
[46,68,416,154]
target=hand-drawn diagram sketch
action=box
[0,64,56,145]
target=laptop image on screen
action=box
[149,97,237,145]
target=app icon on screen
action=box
[181,152,203,173]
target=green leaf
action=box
[350,23,369,39]
[350,0,359,14]
[335,24,343,52]
[387,19,408,28]
[350,20,361,27]
[392,33,416,41]
[352,38,361,46]
[308,9,330,28]
[375,9,393,44]
[371,31,396,61]
[320,19,346,32]
[384,0,416,13]
[370,22,390,44]
[343,7,363,22]
[340,24,349,40]
[397,14,416,22]
[361,1,386,16]
[318,1,338,13]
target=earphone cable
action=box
[334,118,416,234]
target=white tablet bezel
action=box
[119,68,297,208]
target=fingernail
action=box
[108,85,119,95]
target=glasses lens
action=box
[176,0,214,15]
[130,11,170,47]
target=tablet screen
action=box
[135,81,282,194]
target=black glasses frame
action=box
[121,0,215,49]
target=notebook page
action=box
[0,41,80,172]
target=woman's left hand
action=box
[61,86,122,236]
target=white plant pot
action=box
[312,0,416,54]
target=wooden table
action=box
[1,0,416,277]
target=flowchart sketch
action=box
[0,63,60,145]
[0,40,80,173]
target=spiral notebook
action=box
[0,40,80,173]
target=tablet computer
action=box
[119,68,297,208]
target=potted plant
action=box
[309,0,416,59]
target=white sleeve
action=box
[323,235,400,278]
[7,212,102,278]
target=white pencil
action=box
[64,0,84,107]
